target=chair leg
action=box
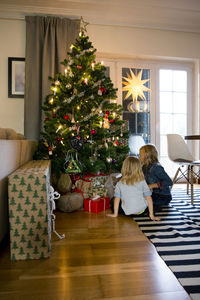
[190,165,194,205]
[172,168,181,187]
[187,166,190,194]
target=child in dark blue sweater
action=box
[139,144,173,210]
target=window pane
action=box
[173,71,187,92]
[160,70,172,91]
[160,92,173,113]
[160,113,173,134]
[173,92,187,113]
[173,114,187,135]
[160,135,168,156]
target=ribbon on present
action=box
[88,196,107,212]
[48,185,65,240]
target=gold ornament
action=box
[103,118,110,129]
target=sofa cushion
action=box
[17,133,26,140]
[0,128,26,140]
[0,128,7,139]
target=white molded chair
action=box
[167,133,200,205]
[128,135,145,157]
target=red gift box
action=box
[84,197,110,213]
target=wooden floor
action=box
[0,206,191,300]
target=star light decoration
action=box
[122,69,150,112]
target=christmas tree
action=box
[35,19,129,176]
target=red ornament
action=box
[57,137,61,141]
[91,129,96,134]
[77,65,82,70]
[105,110,110,115]
[48,147,53,155]
[64,115,69,120]
[101,87,106,94]
[110,119,114,123]
[52,113,56,118]
[45,117,49,121]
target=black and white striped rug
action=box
[134,187,200,300]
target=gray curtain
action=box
[24,16,80,140]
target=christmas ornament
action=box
[64,159,81,174]
[64,151,81,174]
[104,141,108,148]
[98,89,102,96]
[91,129,96,134]
[100,87,106,94]
[70,135,84,150]
[103,118,110,129]
[55,80,60,85]
[112,159,117,164]
[48,147,53,155]
[91,62,95,70]
[106,157,112,163]
[52,113,56,118]
[64,115,70,120]
[66,83,72,89]
[45,117,49,121]
[110,119,114,123]
[77,65,82,70]
[57,137,61,141]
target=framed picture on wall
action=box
[8,57,25,98]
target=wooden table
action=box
[185,135,200,140]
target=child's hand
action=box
[107,213,118,218]
[150,215,161,221]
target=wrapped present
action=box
[75,174,108,199]
[8,160,51,261]
[84,196,110,213]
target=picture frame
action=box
[8,57,25,98]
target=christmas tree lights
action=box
[35,18,129,176]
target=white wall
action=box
[0,18,200,135]
[0,19,25,134]
[88,24,200,60]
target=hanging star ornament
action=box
[122,69,150,102]
[80,16,89,33]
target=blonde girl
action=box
[107,156,160,221]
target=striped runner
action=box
[133,187,200,300]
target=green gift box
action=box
[8,160,51,261]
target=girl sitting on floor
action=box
[107,156,160,221]
[139,144,172,211]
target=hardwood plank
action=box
[0,205,191,299]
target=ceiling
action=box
[1,0,200,33]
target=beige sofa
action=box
[0,128,38,243]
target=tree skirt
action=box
[133,187,200,300]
